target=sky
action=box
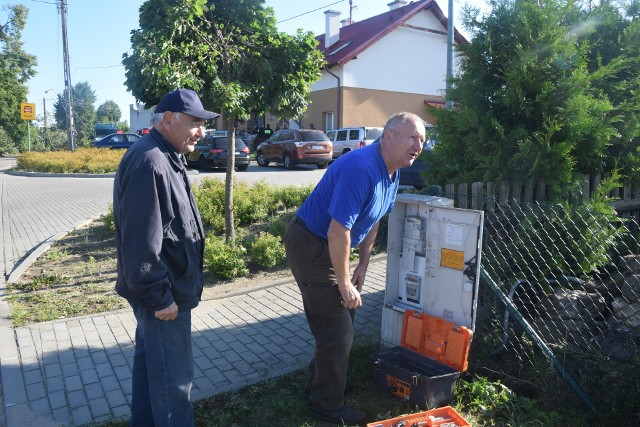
[15,0,486,126]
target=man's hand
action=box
[338,283,362,309]
[155,302,178,321]
[352,264,368,292]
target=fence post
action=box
[593,173,602,196]
[536,178,546,202]
[499,181,510,208]
[487,181,495,212]
[445,184,455,204]
[524,181,534,204]
[582,175,590,202]
[472,182,484,210]
[458,183,468,209]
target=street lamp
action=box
[44,89,55,149]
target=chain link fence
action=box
[473,199,640,415]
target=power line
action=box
[76,64,123,70]
[278,0,345,24]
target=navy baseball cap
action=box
[155,88,219,120]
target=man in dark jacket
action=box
[113,88,218,426]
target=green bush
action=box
[17,148,125,173]
[103,205,115,232]
[194,179,313,233]
[248,232,286,268]
[203,234,248,279]
[264,211,296,237]
[193,179,227,232]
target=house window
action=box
[324,112,335,131]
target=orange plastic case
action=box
[371,310,473,409]
[366,405,471,427]
[401,310,472,372]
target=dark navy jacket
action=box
[113,128,205,312]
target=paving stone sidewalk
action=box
[0,257,387,427]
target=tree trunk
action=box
[224,117,236,244]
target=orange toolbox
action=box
[371,310,472,409]
[366,405,471,427]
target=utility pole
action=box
[43,97,48,148]
[60,0,75,150]
[445,0,454,110]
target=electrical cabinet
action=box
[381,194,484,346]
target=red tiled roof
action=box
[316,0,467,67]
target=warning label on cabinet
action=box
[440,248,465,270]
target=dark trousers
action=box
[283,216,355,412]
[129,302,194,427]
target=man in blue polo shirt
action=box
[283,112,425,425]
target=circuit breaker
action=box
[381,194,484,346]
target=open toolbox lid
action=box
[400,310,472,372]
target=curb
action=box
[5,216,104,284]
[3,169,200,179]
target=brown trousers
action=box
[283,216,355,412]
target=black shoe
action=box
[309,405,367,425]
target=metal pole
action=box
[445,0,454,110]
[43,97,48,149]
[60,0,75,150]
[27,121,31,152]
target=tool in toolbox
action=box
[366,405,471,427]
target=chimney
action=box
[341,18,353,27]
[387,0,408,10]
[324,10,341,49]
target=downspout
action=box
[325,67,341,129]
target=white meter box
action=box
[382,194,484,347]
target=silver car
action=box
[327,126,383,159]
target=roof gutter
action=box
[325,67,341,128]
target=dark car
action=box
[91,133,141,149]
[256,129,332,170]
[185,136,250,171]
[399,139,437,189]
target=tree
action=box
[96,100,121,123]
[54,81,97,147]
[427,0,618,196]
[123,0,324,241]
[0,4,37,153]
[582,0,640,184]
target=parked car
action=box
[185,135,250,171]
[91,133,141,149]
[256,129,332,169]
[326,126,383,159]
[399,139,437,189]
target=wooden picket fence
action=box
[433,174,640,218]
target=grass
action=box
[97,338,475,427]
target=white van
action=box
[327,126,383,159]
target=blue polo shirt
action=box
[297,143,399,247]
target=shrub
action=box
[193,179,227,232]
[194,179,313,232]
[17,148,124,173]
[248,232,286,268]
[103,205,115,232]
[265,211,296,237]
[203,234,248,279]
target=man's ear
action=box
[162,112,173,127]
[382,129,393,145]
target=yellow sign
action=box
[20,103,36,120]
[440,248,465,270]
